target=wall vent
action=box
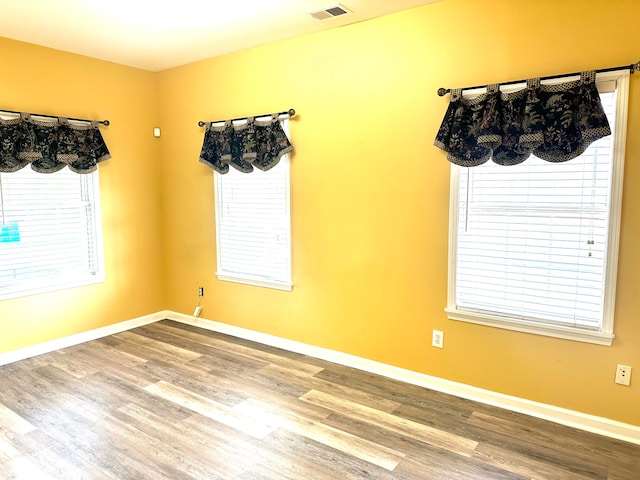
[308,4,351,20]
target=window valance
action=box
[199,112,293,174]
[0,113,110,174]
[434,71,611,167]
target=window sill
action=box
[0,275,106,302]
[445,307,614,346]
[216,273,292,291]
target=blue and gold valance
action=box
[199,113,293,174]
[0,113,110,174]
[434,71,611,167]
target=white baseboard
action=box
[0,312,164,366]
[2,309,638,446]
[164,310,640,446]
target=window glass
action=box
[0,168,104,300]
[214,120,292,290]
[447,75,628,345]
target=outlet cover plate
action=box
[615,364,632,386]
[432,330,444,348]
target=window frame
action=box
[213,119,292,291]
[445,70,629,346]
[0,168,105,301]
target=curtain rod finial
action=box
[288,108,296,117]
[437,88,449,97]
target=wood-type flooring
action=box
[0,320,638,479]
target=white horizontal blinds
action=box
[0,168,102,298]
[455,90,616,329]
[215,120,291,287]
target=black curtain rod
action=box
[198,108,295,127]
[0,108,109,126]
[437,61,640,97]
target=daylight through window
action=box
[214,120,292,290]
[0,168,104,300]
[446,72,629,345]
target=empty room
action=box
[0,0,639,478]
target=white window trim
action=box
[445,70,629,346]
[215,272,292,292]
[0,169,105,301]
[214,120,292,291]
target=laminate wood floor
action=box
[0,320,638,479]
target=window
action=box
[446,72,629,345]
[214,120,292,290]
[0,168,104,300]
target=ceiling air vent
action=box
[308,3,351,20]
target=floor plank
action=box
[300,389,479,457]
[144,380,283,439]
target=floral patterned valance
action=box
[0,114,110,174]
[434,71,611,167]
[199,114,293,174]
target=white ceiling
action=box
[0,0,440,72]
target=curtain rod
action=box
[437,61,640,97]
[0,108,109,126]
[198,108,295,127]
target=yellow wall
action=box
[0,38,164,350]
[1,0,639,428]
[158,0,640,426]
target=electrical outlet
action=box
[615,364,632,386]
[198,287,204,297]
[432,330,444,348]
[193,306,202,317]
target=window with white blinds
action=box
[446,72,629,345]
[0,168,104,300]
[214,120,292,290]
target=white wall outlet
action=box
[615,364,632,386]
[193,306,202,317]
[432,330,444,348]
